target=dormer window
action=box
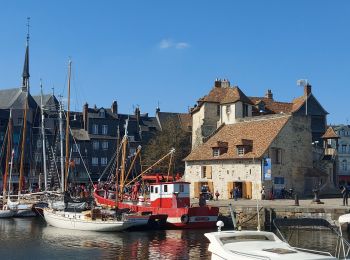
[226,105,231,114]
[237,147,245,156]
[213,148,220,157]
[99,109,105,118]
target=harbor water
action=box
[0,217,347,259]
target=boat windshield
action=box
[220,235,274,244]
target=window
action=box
[99,109,105,118]
[272,148,282,164]
[155,187,158,194]
[180,184,184,192]
[226,105,231,114]
[150,186,154,193]
[129,147,136,155]
[342,160,347,171]
[129,135,135,142]
[17,118,23,125]
[201,166,207,178]
[92,157,98,166]
[93,141,99,150]
[102,141,108,150]
[342,145,347,154]
[213,148,220,157]
[217,105,220,116]
[37,139,42,148]
[101,157,108,166]
[74,158,81,165]
[237,147,245,156]
[163,185,168,192]
[274,177,284,185]
[35,153,41,162]
[92,124,98,134]
[73,144,80,153]
[243,104,249,117]
[101,125,108,135]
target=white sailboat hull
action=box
[0,210,15,218]
[43,209,149,232]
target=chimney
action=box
[83,102,88,131]
[111,100,118,116]
[214,78,230,88]
[265,89,273,99]
[135,107,141,122]
[304,84,312,97]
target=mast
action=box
[115,125,120,209]
[64,60,72,191]
[59,96,64,192]
[119,119,128,198]
[18,93,28,195]
[40,80,48,191]
[3,110,12,201]
[8,149,15,200]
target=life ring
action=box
[181,214,189,224]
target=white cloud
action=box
[159,39,173,49]
[158,39,190,50]
[176,42,190,49]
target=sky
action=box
[0,1,349,124]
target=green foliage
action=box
[142,117,191,174]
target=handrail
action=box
[228,250,271,260]
[292,247,333,256]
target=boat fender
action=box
[181,214,189,224]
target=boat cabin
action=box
[149,182,190,208]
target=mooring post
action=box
[228,203,237,230]
[294,193,299,206]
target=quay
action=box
[201,198,350,229]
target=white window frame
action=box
[237,147,245,156]
[102,125,108,135]
[74,158,81,165]
[92,124,99,134]
[101,157,108,166]
[73,143,80,153]
[101,141,108,150]
[93,141,99,150]
[213,148,220,157]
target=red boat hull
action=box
[94,190,219,229]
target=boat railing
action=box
[229,250,271,260]
[292,246,334,257]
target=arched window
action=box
[342,160,347,171]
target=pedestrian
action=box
[230,188,233,199]
[215,190,220,201]
[341,185,348,206]
[234,186,238,201]
[261,186,266,200]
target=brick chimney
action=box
[111,100,118,116]
[265,89,273,99]
[135,107,141,123]
[214,78,230,88]
[83,102,88,131]
[304,84,312,97]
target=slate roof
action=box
[185,115,290,161]
[322,126,339,139]
[0,88,22,109]
[156,111,192,132]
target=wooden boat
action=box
[205,221,335,260]
[94,180,219,229]
[43,208,150,232]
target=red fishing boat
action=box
[94,180,219,229]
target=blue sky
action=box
[0,1,349,124]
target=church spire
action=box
[22,17,30,92]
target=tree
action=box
[142,117,191,175]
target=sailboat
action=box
[0,111,16,218]
[42,60,150,231]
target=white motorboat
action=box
[205,221,336,260]
[0,205,15,218]
[43,208,149,232]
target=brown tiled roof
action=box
[249,97,293,114]
[322,127,339,139]
[221,87,253,105]
[291,96,305,112]
[185,115,290,161]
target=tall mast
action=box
[3,110,12,201]
[40,80,48,191]
[115,125,120,209]
[8,149,15,200]
[18,93,28,195]
[64,60,72,191]
[59,96,64,192]
[119,119,128,198]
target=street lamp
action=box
[297,79,308,116]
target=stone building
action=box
[185,79,330,199]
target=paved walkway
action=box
[193,197,350,209]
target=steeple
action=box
[22,17,30,92]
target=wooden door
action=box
[208,181,214,194]
[243,182,252,199]
[194,182,200,198]
[227,182,234,198]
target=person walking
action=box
[215,190,220,201]
[341,185,349,206]
[261,186,266,200]
[234,187,238,201]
